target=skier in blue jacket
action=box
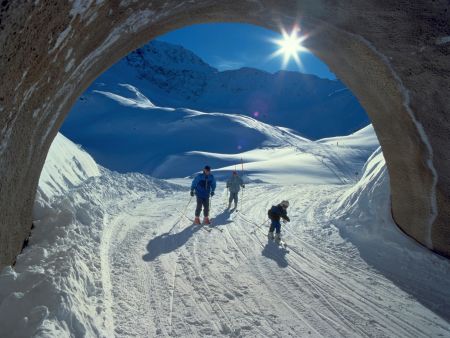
[268,200,290,242]
[190,165,216,225]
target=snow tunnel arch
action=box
[0,1,449,268]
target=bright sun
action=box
[270,26,308,68]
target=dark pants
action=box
[229,192,239,206]
[269,220,281,234]
[195,197,210,217]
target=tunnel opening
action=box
[56,22,374,183]
[0,0,445,272]
[1,2,450,337]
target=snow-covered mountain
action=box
[64,40,368,141]
[62,84,378,179]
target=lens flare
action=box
[270,25,308,69]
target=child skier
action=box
[190,165,216,225]
[268,200,290,243]
[226,171,245,210]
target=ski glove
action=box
[210,191,215,197]
[242,184,245,188]
[190,190,195,197]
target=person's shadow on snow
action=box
[208,209,234,229]
[262,239,289,268]
[142,209,235,262]
[142,223,203,261]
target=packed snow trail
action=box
[103,183,450,337]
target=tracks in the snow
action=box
[103,184,450,337]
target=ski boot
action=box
[267,231,274,240]
[203,217,211,225]
[194,217,201,225]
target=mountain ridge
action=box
[82,40,369,139]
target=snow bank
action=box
[1,171,180,337]
[332,148,450,320]
[0,133,183,337]
[33,132,100,225]
[36,133,100,202]
[333,147,391,238]
[333,145,432,247]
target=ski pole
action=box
[179,195,193,219]
[169,195,193,233]
[209,195,213,219]
[240,157,245,209]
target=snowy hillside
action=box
[0,133,184,337]
[1,126,450,337]
[62,40,368,141]
[36,133,100,202]
[62,84,378,179]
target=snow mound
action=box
[0,131,184,338]
[36,133,100,202]
[1,169,183,338]
[319,124,379,150]
[331,148,450,321]
[94,83,156,108]
[334,146,390,234]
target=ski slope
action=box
[1,129,450,337]
[104,182,450,337]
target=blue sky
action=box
[157,23,337,80]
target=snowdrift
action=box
[333,147,391,236]
[0,133,183,337]
[34,132,100,207]
[332,148,450,322]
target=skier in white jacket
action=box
[226,171,245,210]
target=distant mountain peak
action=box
[127,40,217,73]
[91,39,368,139]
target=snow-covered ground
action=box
[1,123,450,337]
[61,83,376,180]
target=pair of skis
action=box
[191,218,224,233]
[202,218,224,232]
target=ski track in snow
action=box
[103,183,450,337]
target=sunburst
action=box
[270,26,308,68]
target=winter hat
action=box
[280,200,290,208]
[204,165,211,172]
